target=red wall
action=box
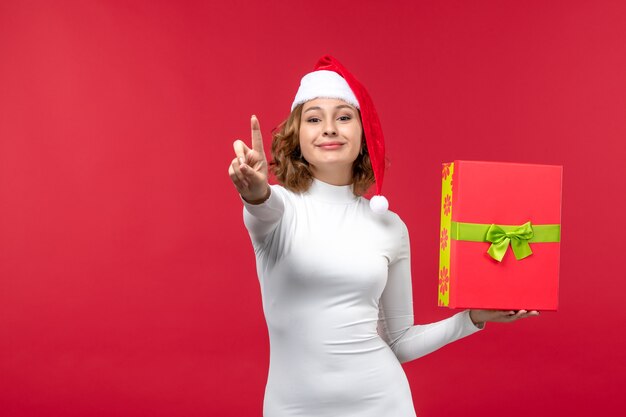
[1,1,624,416]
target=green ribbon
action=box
[449,221,561,262]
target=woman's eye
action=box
[338,115,352,121]
[307,117,321,123]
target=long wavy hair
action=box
[269,103,376,197]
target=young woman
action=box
[228,55,538,417]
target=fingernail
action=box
[251,114,256,118]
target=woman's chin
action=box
[311,159,355,170]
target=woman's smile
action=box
[317,141,345,150]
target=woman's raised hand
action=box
[229,115,270,204]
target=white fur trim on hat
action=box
[291,70,360,111]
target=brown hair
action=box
[269,103,376,197]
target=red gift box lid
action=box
[452,160,562,225]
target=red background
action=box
[1,1,624,416]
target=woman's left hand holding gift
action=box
[469,309,540,328]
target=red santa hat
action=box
[291,55,389,213]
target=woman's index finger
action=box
[250,115,265,156]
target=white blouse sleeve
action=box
[241,185,285,247]
[377,220,485,364]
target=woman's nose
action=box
[322,120,337,136]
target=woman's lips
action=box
[317,143,344,150]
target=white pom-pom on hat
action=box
[292,55,389,213]
[369,195,389,214]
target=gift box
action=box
[438,160,562,310]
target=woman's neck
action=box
[310,164,353,186]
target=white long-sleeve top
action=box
[241,178,484,417]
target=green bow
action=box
[449,220,560,263]
[485,221,534,262]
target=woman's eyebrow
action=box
[303,105,355,114]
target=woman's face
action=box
[299,98,363,179]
